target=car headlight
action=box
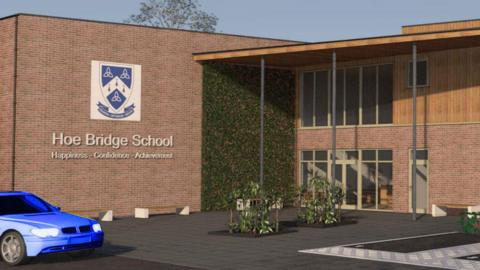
[92,223,102,233]
[31,228,60,238]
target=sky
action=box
[1,0,480,42]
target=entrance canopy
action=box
[193,28,480,67]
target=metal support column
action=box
[331,51,337,182]
[260,57,265,187]
[412,43,417,221]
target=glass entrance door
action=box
[345,164,358,206]
[333,162,358,209]
[359,150,393,210]
[300,149,393,211]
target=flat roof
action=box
[0,13,303,44]
[402,17,480,28]
[193,27,480,67]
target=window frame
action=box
[299,150,328,187]
[407,58,429,88]
[299,62,394,128]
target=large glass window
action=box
[300,150,328,187]
[345,68,359,125]
[362,66,377,125]
[301,72,314,126]
[300,64,393,127]
[315,71,329,126]
[335,69,345,125]
[360,64,394,125]
[378,64,393,124]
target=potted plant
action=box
[297,176,348,227]
[210,181,297,237]
[460,211,480,234]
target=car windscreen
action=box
[0,195,53,215]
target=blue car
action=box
[0,192,104,266]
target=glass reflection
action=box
[346,165,358,205]
[362,163,376,209]
[378,163,393,209]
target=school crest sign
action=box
[91,61,142,121]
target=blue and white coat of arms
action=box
[91,61,142,121]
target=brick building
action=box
[1,14,479,216]
[195,19,480,214]
[0,14,297,216]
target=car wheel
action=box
[0,231,30,266]
[68,248,95,258]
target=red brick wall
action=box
[9,15,297,216]
[0,17,15,191]
[296,123,480,213]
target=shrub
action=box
[297,176,344,225]
[460,212,480,234]
[227,181,288,235]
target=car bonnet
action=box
[0,212,92,228]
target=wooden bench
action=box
[139,205,189,215]
[445,204,469,216]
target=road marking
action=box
[299,232,480,270]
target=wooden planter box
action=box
[296,219,357,228]
[208,228,297,238]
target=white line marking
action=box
[340,231,459,247]
[299,249,460,269]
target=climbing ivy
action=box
[201,62,296,211]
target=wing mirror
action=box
[52,206,61,212]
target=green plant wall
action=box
[202,62,296,211]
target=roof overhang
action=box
[193,28,480,68]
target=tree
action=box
[125,0,218,32]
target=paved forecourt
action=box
[98,209,459,270]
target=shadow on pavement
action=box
[24,241,135,265]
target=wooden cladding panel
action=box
[394,46,480,124]
[403,20,480,34]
